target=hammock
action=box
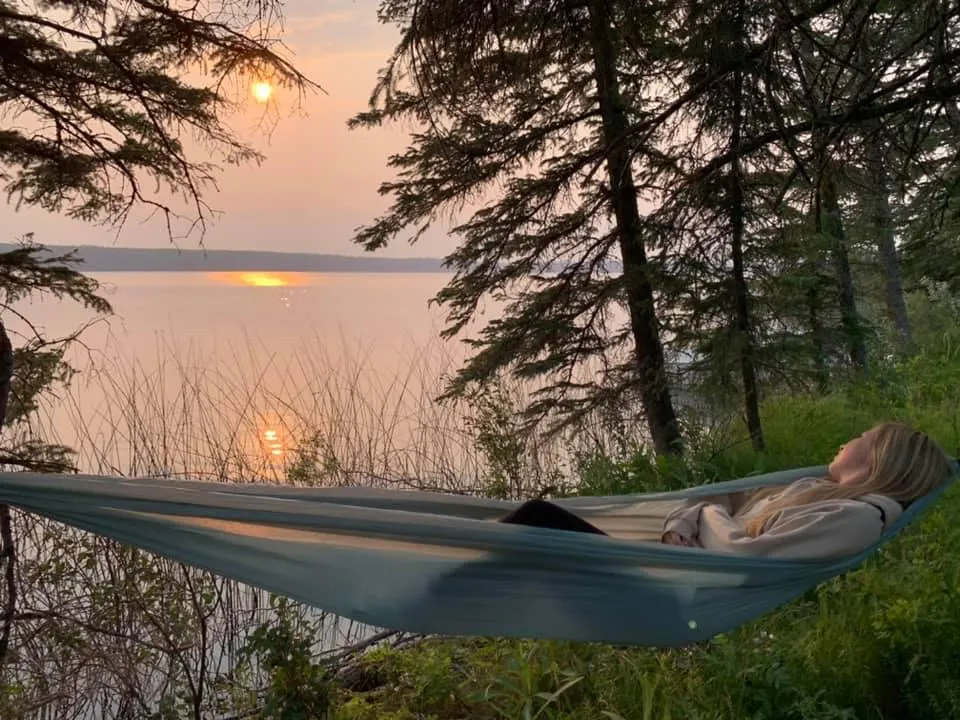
[0,463,955,647]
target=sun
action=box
[251,80,273,104]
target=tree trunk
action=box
[729,0,765,451]
[853,8,912,357]
[585,0,682,456]
[0,321,16,667]
[792,18,868,375]
[819,166,869,372]
[865,132,913,354]
[806,281,830,393]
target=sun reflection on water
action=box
[262,427,285,460]
[208,272,309,288]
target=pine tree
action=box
[656,0,769,449]
[896,0,960,301]
[351,0,685,455]
[354,0,960,452]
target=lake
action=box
[9,269,663,488]
[8,271,495,719]
[11,271,485,482]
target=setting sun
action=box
[251,80,273,104]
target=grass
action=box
[37,331,585,495]
[337,489,960,720]
[330,340,960,720]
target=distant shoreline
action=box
[0,243,450,274]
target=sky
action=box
[1,0,456,259]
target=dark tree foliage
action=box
[0,237,116,668]
[0,0,318,233]
[351,0,687,454]
[897,3,960,299]
[356,0,960,452]
[648,0,770,450]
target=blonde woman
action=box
[661,422,954,559]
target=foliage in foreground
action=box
[1,298,957,719]
[332,340,960,720]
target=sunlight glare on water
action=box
[208,271,308,288]
[262,427,285,460]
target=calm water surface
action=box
[11,271,475,477]
[10,272,482,720]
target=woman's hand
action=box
[662,531,696,547]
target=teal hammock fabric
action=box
[0,463,956,647]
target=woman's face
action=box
[829,429,876,485]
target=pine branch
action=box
[0,0,321,236]
[678,75,960,194]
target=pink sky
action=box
[1,0,459,260]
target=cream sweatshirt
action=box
[662,478,902,559]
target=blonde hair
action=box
[743,423,954,538]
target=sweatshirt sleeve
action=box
[662,491,746,541]
[696,502,886,559]
[662,500,710,541]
